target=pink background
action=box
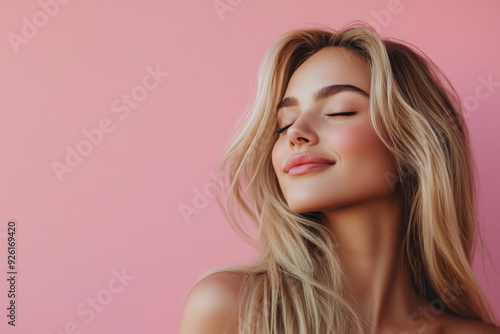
[0,0,499,332]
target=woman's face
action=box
[271,46,399,213]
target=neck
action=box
[321,193,424,332]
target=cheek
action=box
[322,122,363,158]
[330,122,396,188]
[271,138,284,173]
[271,138,288,191]
[328,122,385,161]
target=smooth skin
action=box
[179,47,500,334]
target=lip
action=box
[284,152,335,176]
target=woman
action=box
[179,22,500,333]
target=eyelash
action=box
[275,111,357,134]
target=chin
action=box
[286,200,324,214]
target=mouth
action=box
[284,152,336,176]
[287,162,334,176]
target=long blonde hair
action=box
[206,22,498,333]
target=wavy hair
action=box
[205,22,498,333]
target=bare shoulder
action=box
[439,313,500,334]
[179,270,246,334]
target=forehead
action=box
[284,47,371,99]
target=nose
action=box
[287,113,318,147]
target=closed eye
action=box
[275,124,292,134]
[275,111,357,134]
[325,111,357,117]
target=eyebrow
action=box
[276,84,369,113]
